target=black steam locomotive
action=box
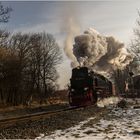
[68,67,113,106]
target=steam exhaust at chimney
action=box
[72,28,133,79]
[63,16,80,68]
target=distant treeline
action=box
[0,30,62,106]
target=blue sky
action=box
[1,1,140,89]
[2,1,140,42]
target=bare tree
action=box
[0,30,11,104]
[109,11,140,98]
[9,33,33,105]
[129,11,140,74]
[30,33,62,104]
[0,2,12,23]
[0,31,62,106]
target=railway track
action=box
[0,104,97,129]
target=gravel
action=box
[0,105,107,139]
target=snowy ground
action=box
[36,97,140,140]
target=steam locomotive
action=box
[68,67,113,106]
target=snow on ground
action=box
[97,96,120,107]
[35,97,140,140]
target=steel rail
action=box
[0,104,97,129]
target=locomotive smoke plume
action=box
[63,16,80,67]
[73,28,133,79]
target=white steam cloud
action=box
[73,28,133,79]
[63,16,80,68]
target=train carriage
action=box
[126,74,140,98]
[133,75,140,96]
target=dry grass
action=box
[0,90,68,113]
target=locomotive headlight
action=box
[84,87,89,91]
[71,89,75,92]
